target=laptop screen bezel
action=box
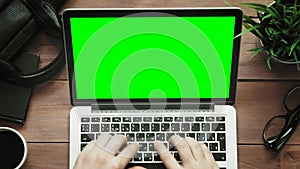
[62,8,242,106]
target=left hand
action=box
[73,133,139,169]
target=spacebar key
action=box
[212,153,226,161]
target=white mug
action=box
[0,127,27,169]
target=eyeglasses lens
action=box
[285,86,300,110]
[265,116,286,142]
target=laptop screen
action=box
[63,9,242,105]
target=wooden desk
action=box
[1,0,300,168]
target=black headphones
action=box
[0,0,65,87]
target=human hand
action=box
[73,133,139,169]
[154,135,219,169]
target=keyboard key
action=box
[171,123,180,131]
[217,133,225,141]
[81,117,90,122]
[134,153,143,161]
[209,143,218,151]
[176,133,185,138]
[139,143,147,151]
[123,117,131,122]
[154,117,163,122]
[202,123,210,131]
[81,124,89,132]
[133,117,142,122]
[111,124,120,132]
[175,117,183,122]
[112,117,121,122]
[166,133,175,140]
[149,143,155,151]
[144,153,153,161]
[212,153,226,161]
[169,144,176,151]
[217,133,226,151]
[101,124,110,132]
[163,142,168,148]
[197,133,205,141]
[81,134,94,142]
[174,152,181,161]
[207,133,215,141]
[102,117,111,122]
[156,133,166,141]
[185,117,194,122]
[161,123,170,131]
[164,117,173,122]
[81,143,88,151]
[212,123,225,131]
[131,123,140,132]
[195,116,204,122]
[146,133,155,141]
[121,124,130,132]
[143,117,152,122]
[151,123,160,131]
[154,153,161,161]
[141,123,150,132]
[136,133,145,141]
[181,123,190,131]
[206,116,215,122]
[126,133,135,142]
[96,133,100,139]
[216,116,226,121]
[186,133,195,139]
[91,124,99,132]
[191,123,200,131]
[91,117,100,122]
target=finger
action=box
[200,143,218,167]
[104,134,127,155]
[154,141,181,169]
[169,135,194,163]
[117,143,139,167]
[82,140,96,153]
[96,133,112,147]
[184,137,206,161]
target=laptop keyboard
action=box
[80,114,227,164]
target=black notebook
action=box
[0,52,40,124]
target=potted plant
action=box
[238,0,300,70]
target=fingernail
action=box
[154,141,169,154]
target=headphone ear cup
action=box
[0,59,20,81]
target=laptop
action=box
[62,8,242,169]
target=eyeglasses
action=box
[263,85,300,152]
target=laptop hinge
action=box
[91,103,214,112]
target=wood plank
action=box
[238,145,300,169]
[239,44,300,80]
[21,143,300,169]
[61,0,272,11]
[23,143,69,169]
[236,81,300,144]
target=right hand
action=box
[154,135,219,169]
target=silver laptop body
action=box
[62,8,242,169]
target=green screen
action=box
[70,16,235,99]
